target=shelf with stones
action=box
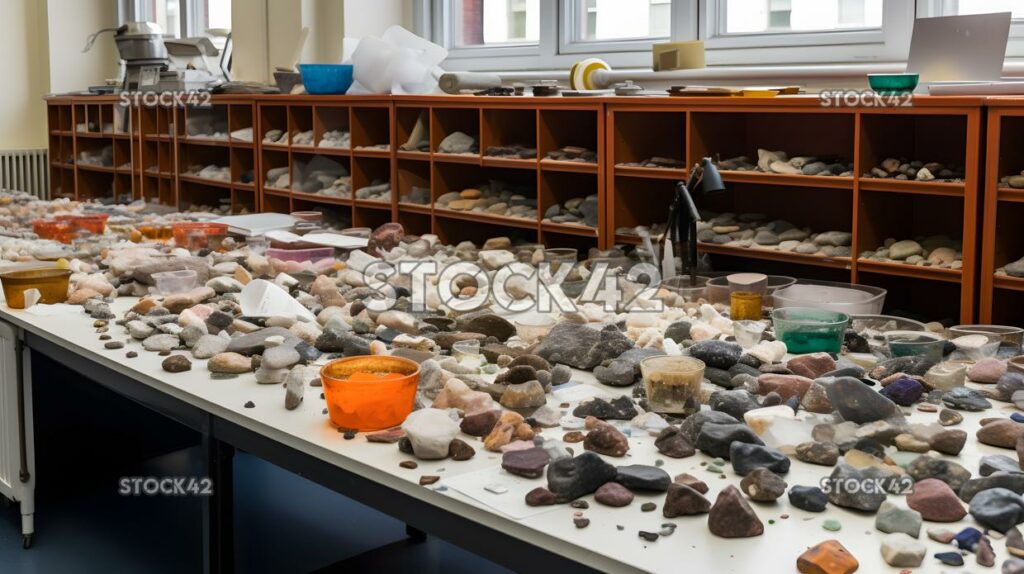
[714,150,855,190]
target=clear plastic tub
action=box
[172,222,228,250]
[851,314,928,334]
[266,247,335,263]
[948,325,1024,354]
[152,270,198,295]
[772,279,886,315]
[886,330,945,363]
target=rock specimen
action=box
[662,484,710,517]
[401,408,460,460]
[546,452,617,503]
[536,323,634,370]
[796,540,859,574]
[708,485,764,538]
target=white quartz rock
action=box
[747,340,787,364]
[631,411,669,435]
[744,405,797,435]
[402,408,461,460]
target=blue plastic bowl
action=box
[299,64,354,95]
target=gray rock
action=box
[942,386,992,411]
[262,344,301,369]
[908,454,972,492]
[708,389,761,419]
[730,442,790,475]
[875,501,922,537]
[615,464,671,491]
[688,340,742,369]
[826,377,900,423]
[663,321,691,343]
[142,333,180,352]
[192,334,229,359]
[826,463,889,511]
[970,487,1024,532]
[696,422,764,459]
[228,327,300,355]
[285,366,305,410]
[960,472,1024,502]
[535,323,634,370]
[594,347,664,387]
[546,452,618,503]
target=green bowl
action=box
[867,73,919,95]
[772,307,849,354]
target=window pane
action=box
[142,0,183,38]
[941,0,1024,19]
[451,0,540,47]
[723,0,883,34]
[199,0,232,31]
[573,0,671,42]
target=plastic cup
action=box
[247,234,270,255]
[320,356,420,432]
[152,270,198,295]
[657,275,709,307]
[514,315,556,344]
[733,320,767,349]
[452,339,483,368]
[772,307,849,354]
[640,356,706,416]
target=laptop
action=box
[907,12,1012,90]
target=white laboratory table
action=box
[0,297,1013,574]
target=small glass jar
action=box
[452,339,483,368]
[728,273,768,321]
[640,356,706,416]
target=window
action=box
[721,0,883,35]
[124,0,231,39]
[448,0,540,48]
[423,0,1017,71]
[570,0,672,42]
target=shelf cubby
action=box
[314,104,350,153]
[352,106,391,152]
[610,109,685,174]
[396,106,430,157]
[397,158,431,210]
[431,106,480,160]
[481,108,537,167]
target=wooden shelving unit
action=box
[980,99,1024,324]
[45,94,994,323]
[606,97,983,323]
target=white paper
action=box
[552,383,616,403]
[214,213,297,236]
[443,466,563,520]
[239,279,316,322]
[263,230,369,250]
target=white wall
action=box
[0,0,51,150]
[47,0,120,94]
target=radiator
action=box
[0,149,49,199]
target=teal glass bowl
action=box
[772,307,849,354]
[867,73,919,95]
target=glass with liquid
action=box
[640,356,706,416]
[728,273,768,321]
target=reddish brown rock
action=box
[367,222,404,256]
[662,483,711,517]
[583,422,630,457]
[594,482,634,507]
[787,353,837,379]
[906,478,967,522]
[673,473,709,494]
[757,374,813,401]
[525,487,556,506]
[977,418,1024,449]
[708,485,764,538]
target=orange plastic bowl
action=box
[172,222,229,249]
[57,214,109,234]
[320,356,420,432]
[32,219,78,243]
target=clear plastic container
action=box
[152,270,198,295]
[885,330,945,363]
[851,314,928,334]
[657,276,709,307]
[172,222,228,250]
[705,274,796,305]
[266,247,335,263]
[640,356,705,416]
[949,325,1024,354]
[772,279,886,315]
[772,307,850,354]
[514,315,556,344]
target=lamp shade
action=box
[699,157,726,194]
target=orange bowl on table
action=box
[0,268,71,308]
[56,213,109,234]
[320,356,420,432]
[172,222,229,249]
[32,219,78,243]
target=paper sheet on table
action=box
[24,303,79,316]
[442,466,563,520]
[239,279,316,322]
[552,382,616,403]
[264,230,369,249]
[214,213,297,236]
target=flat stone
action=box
[978,419,1024,449]
[501,447,550,478]
[525,487,556,506]
[908,454,971,492]
[875,501,922,537]
[594,482,634,507]
[615,465,671,492]
[143,333,180,352]
[546,452,618,503]
[207,352,251,374]
[696,423,764,459]
[942,386,992,411]
[789,485,828,512]
[572,396,637,421]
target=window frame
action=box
[121,0,228,39]
[557,0,695,56]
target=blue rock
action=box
[1012,413,1024,423]
[954,526,982,550]
[934,552,964,566]
[879,378,924,406]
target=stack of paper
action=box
[213,213,298,236]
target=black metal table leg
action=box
[203,430,235,574]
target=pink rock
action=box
[499,440,536,453]
[968,358,1006,384]
[757,374,813,401]
[906,478,967,522]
